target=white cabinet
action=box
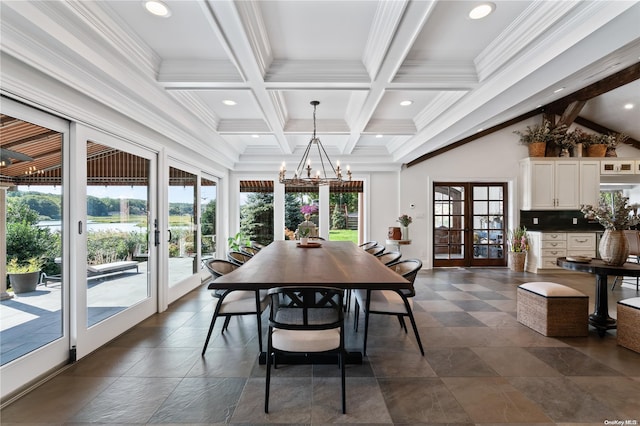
[526,232,596,273]
[520,159,598,210]
[601,159,634,174]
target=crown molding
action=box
[168,92,221,131]
[362,0,408,81]
[266,60,370,84]
[475,1,578,82]
[67,0,160,77]
[413,91,468,130]
[393,60,478,86]
[233,0,273,78]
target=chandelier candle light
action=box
[279,101,352,187]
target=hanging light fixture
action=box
[279,101,352,187]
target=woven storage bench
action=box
[617,297,640,353]
[517,282,588,337]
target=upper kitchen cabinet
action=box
[520,159,600,210]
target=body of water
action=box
[38,221,146,233]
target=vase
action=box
[574,143,583,157]
[401,226,409,240]
[508,251,526,272]
[559,148,570,157]
[388,226,401,240]
[599,229,629,266]
[605,147,617,157]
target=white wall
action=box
[399,118,537,268]
[368,172,400,247]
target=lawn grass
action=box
[329,229,358,243]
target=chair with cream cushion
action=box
[265,287,345,414]
[202,261,269,356]
[353,259,424,356]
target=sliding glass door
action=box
[0,99,70,399]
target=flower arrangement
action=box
[581,193,640,230]
[397,214,412,227]
[300,204,318,216]
[508,226,529,252]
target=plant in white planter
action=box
[7,257,43,294]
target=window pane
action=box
[87,142,151,324]
[168,166,197,287]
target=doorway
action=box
[433,182,507,267]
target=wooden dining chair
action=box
[354,259,424,356]
[265,286,346,414]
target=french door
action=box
[433,182,507,267]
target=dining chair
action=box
[240,245,259,257]
[205,259,239,298]
[358,241,377,250]
[612,230,640,290]
[202,266,270,356]
[227,250,252,266]
[377,251,401,266]
[353,259,424,356]
[365,244,385,256]
[251,242,265,250]
[265,286,346,414]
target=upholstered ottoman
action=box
[517,282,588,337]
[617,297,640,353]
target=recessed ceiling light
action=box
[375,134,383,138]
[624,103,634,110]
[251,134,260,138]
[469,3,495,20]
[553,87,565,94]
[143,1,171,17]
[222,100,237,106]
[400,100,413,106]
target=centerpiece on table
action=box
[507,226,529,272]
[581,193,640,265]
[397,214,412,240]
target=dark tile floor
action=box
[2,267,640,425]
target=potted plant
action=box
[507,226,528,272]
[397,214,412,240]
[565,128,591,157]
[601,132,628,157]
[582,132,609,157]
[513,120,566,157]
[7,257,43,294]
[298,227,311,245]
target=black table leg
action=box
[589,273,616,336]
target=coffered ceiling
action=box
[1,1,639,173]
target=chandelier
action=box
[279,101,352,187]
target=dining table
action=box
[211,240,412,363]
[557,256,640,336]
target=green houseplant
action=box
[7,257,43,294]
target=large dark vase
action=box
[599,229,629,266]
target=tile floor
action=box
[2,267,640,425]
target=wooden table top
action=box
[557,257,640,276]
[212,240,411,290]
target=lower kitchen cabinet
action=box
[525,232,596,273]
